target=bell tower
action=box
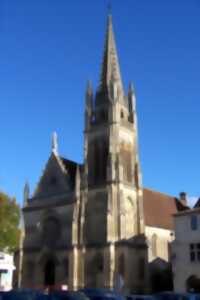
[82,15,144,245]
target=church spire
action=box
[99,15,124,94]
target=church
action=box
[18,15,188,293]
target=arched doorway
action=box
[44,259,55,287]
[186,275,200,293]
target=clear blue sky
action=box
[1,0,200,206]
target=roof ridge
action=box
[143,187,175,199]
[59,156,79,165]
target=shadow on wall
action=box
[149,257,173,293]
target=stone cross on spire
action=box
[99,14,124,95]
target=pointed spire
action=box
[23,182,30,207]
[52,131,58,156]
[99,15,124,94]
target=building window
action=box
[121,150,132,183]
[190,244,200,262]
[191,215,198,230]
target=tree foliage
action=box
[0,192,20,253]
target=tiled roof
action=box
[143,188,188,230]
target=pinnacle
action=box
[129,82,135,94]
[86,80,92,94]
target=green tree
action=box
[0,192,20,253]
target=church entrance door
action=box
[44,259,55,287]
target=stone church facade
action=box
[18,15,187,293]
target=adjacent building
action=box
[172,202,200,293]
[0,252,15,291]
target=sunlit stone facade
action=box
[17,15,188,294]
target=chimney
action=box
[179,192,187,207]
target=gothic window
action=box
[121,110,124,119]
[120,149,132,183]
[100,109,108,122]
[95,108,108,124]
[93,140,108,184]
[152,234,157,257]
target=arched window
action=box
[93,140,108,184]
[121,110,124,119]
[120,147,132,183]
[152,234,157,257]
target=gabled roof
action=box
[143,188,188,230]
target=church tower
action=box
[18,14,148,294]
[80,15,148,292]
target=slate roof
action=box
[143,188,188,230]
